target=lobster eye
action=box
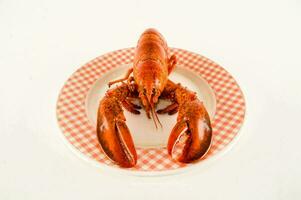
[152,88,156,96]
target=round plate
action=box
[56,48,246,175]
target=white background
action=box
[1,0,300,199]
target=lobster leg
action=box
[162,80,212,163]
[167,106,179,115]
[97,84,138,168]
[108,68,133,87]
[122,100,140,114]
[125,98,142,109]
[157,102,178,115]
[168,54,177,74]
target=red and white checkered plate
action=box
[56,48,245,175]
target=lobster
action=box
[97,29,212,168]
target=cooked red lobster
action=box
[97,29,212,168]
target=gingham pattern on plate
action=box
[56,48,245,171]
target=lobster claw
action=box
[167,100,212,163]
[97,98,137,168]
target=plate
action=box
[56,48,246,176]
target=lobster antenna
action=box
[153,105,162,128]
[150,106,158,129]
[150,102,162,129]
[146,97,158,129]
